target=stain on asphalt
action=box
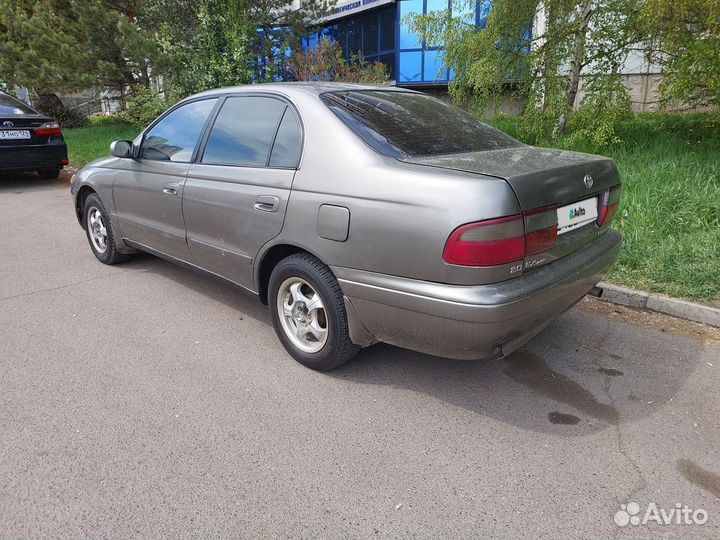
[597,367,624,376]
[548,411,581,425]
[503,351,620,424]
[676,459,720,498]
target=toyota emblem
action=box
[2,120,13,128]
[583,174,594,189]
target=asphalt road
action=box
[1,173,719,539]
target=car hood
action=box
[401,146,620,209]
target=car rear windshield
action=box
[0,93,37,116]
[320,90,522,158]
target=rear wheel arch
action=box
[266,251,360,370]
[257,244,326,305]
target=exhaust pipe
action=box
[587,286,603,298]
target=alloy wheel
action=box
[276,277,329,353]
[87,206,107,254]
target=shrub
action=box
[487,92,632,153]
[288,38,390,85]
[119,86,175,128]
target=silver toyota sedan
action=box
[70,82,622,371]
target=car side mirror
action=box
[110,140,133,158]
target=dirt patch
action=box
[578,297,720,348]
[59,167,77,184]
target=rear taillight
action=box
[443,215,525,266]
[34,121,62,136]
[598,185,621,226]
[443,206,558,267]
[524,205,558,256]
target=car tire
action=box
[37,168,60,180]
[268,253,360,371]
[83,193,130,265]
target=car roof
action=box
[190,82,418,101]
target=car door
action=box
[183,95,302,289]
[112,97,219,261]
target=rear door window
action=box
[140,98,218,162]
[269,108,302,168]
[202,96,292,167]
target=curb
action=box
[589,282,720,328]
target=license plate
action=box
[557,197,598,234]
[0,129,31,140]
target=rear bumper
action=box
[0,142,68,172]
[334,229,622,359]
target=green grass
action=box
[63,122,139,166]
[490,113,720,301]
[64,114,720,301]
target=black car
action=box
[0,91,69,179]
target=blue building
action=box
[298,0,492,87]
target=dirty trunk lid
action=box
[402,146,620,210]
[403,146,621,271]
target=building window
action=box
[362,13,379,56]
[398,50,422,83]
[423,49,446,81]
[379,8,395,51]
[398,0,423,49]
[398,0,499,85]
[302,4,396,80]
[398,0,451,84]
[478,0,492,28]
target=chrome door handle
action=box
[163,182,180,195]
[254,195,279,213]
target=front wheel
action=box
[83,193,130,265]
[268,253,359,371]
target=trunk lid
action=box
[402,146,620,209]
[403,145,621,275]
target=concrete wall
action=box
[406,85,527,116]
[413,72,714,116]
[577,74,715,113]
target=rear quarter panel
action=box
[257,92,522,286]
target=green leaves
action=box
[0,0,95,93]
[640,0,720,109]
[0,0,161,94]
[0,0,334,100]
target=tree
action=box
[0,0,165,93]
[639,0,720,108]
[0,0,339,111]
[408,0,639,139]
[0,0,97,95]
[155,0,254,95]
[152,0,336,95]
